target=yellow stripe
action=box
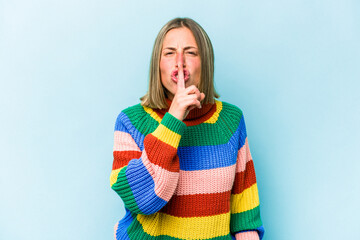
[204,100,222,124]
[143,106,161,123]
[230,183,260,214]
[151,124,181,149]
[110,166,125,187]
[137,212,230,239]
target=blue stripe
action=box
[126,157,167,214]
[115,209,133,240]
[237,115,248,150]
[258,226,265,239]
[115,112,145,151]
[116,112,247,171]
[178,143,238,171]
[177,116,247,171]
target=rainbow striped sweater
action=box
[110,99,264,240]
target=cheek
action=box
[190,59,201,76]
[160,58,172,73]
[159,62,168,83]
[193,60,201,84]
[159,60,165,74]
[195,61,201,73]
[188,58,201,69]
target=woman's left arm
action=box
[230,114,265,240]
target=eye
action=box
[164,52,174,56]
[186,51,197,56]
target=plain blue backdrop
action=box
[1,0,359,239]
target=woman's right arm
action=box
[110,111,186,215]
[111,62,204,215]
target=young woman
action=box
[110,17,265,240]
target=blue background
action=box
[1,0,359,239]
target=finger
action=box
[185,85,199,95]
[177,56,185,90]
[185,85,202,101]
[194,89,201,103]
[185,86,200,96]
[183,95,202,109]
[188,105,196,111]
[177,66,185,89]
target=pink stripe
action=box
[141,150,179,202]
[235,231,259,240]
[236,137,253,173]
[175,164,236,195]
[113,131,140,152]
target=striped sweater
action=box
[110,98,264,240]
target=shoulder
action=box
[217,99,245,123]
[217,100,249,149]
[121,103,147,118]
[114,103,148,130]
[219,100,243,115]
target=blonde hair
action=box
[140,17,220,109]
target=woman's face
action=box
[160,27,201,100]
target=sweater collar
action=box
[153,98,217,126]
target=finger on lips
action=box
[175,56,203,110]
[177,60,185,90]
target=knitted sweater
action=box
[110,99,264,240]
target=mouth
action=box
[171,69,190,82]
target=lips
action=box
[171,69,190,82]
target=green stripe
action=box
[127,215,234,240]
[123,104,158,135]
[180,123,227,146]
[179,103,243,147]
[230,206,263,233]
[179,122,234,146]
[123,102,245,147]
[218,102,243,135]
[111,166,144,214]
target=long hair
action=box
[140,17,220,109]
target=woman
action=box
[110,17,265,240]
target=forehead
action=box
[162,27,198,48]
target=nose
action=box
[176,51,185,68]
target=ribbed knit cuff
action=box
[161,112,186,135]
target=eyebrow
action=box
[163,46,198,51]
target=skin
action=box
[160,27,205,121]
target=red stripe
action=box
[153,101,217,127]
[232,160,257,194]
[184,103,217,127]
[144,134,179,172]
[160,191,231,217]
[112,150,141,170]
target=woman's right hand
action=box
[168,64,205,122]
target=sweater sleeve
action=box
[110,111,186,215]
[230,114,265,240]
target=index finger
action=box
[177,63,185,91]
